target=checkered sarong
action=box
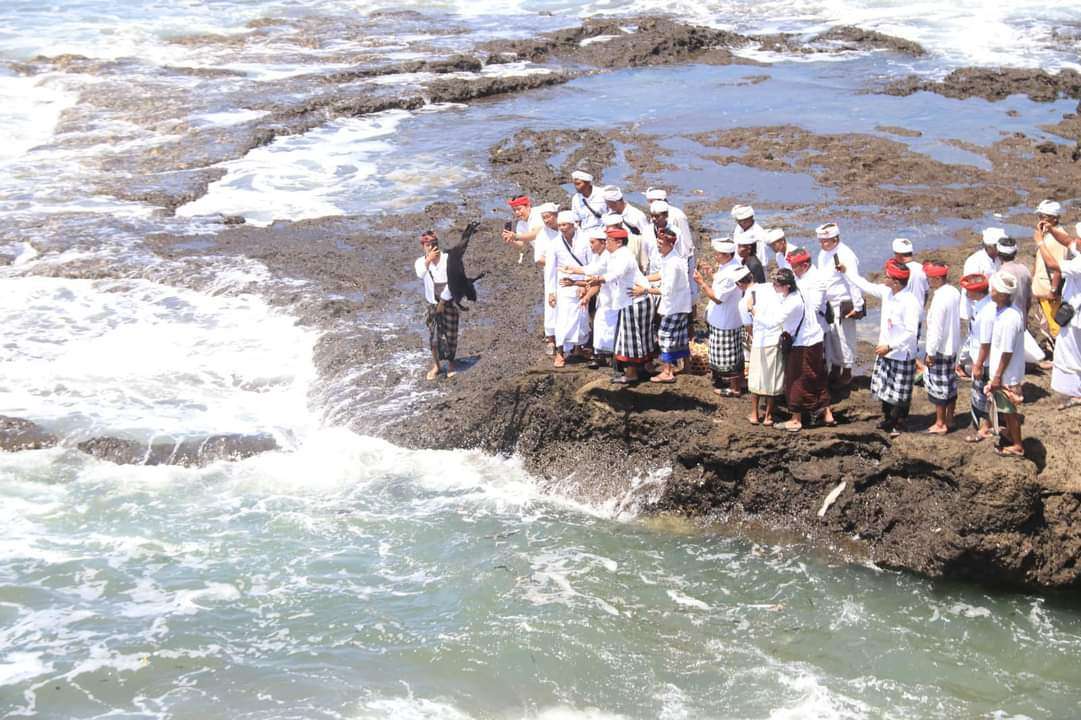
[614,299,656,364]
[870,356,916,406]
[426,302,459,361]
[971,369,989,421]
[658,313,690,363]
[708,326,743,373]
[925,353,957,405]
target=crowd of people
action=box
[416,173,1081,453]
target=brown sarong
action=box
[785,342,830,413]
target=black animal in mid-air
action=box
[444,221,486,310]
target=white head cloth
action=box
[892,237,914,254]
[731,204,754,221]
[736,232,757,246]
[1036,199,1062,217]
[602,213,624,227]
[765,228,785,244]
[645,187,668,201]
[571,170,593,183]
[816,222,840,240]
[711,237,736,254]
[536,202,559,214]
[602,186,623,202]
[982,227,1007,246]
[557,210,576,225]
[728,266,753,284]
[990,270,1017,295]
[996,237,1018,255]
[588,227,608,240]
[649,200,670,215]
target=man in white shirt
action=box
[816,222,864,387]
[604,186,653,270]
[530,202,560,354]
[695,238,746,397]
[646,188,697,301]
[987,271,1027,458]
[922,261,961,434]
[960,228,1003,323]
[546,210,592,368]
[502,195,543,260]
[841,258,922,436]
[414,232,459,380]
[732,204,769,267]
[638,227,691,384]
[892,238,927,309]
[576,227,617,369]
[958,273,995,443]
[769,228,789,270]
[784,247,835,430]
[996,236,1032,320]
[1035,221,1081,408]
[570,170,606,231]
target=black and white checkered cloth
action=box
[870,356,916,406]
[658,312,690,362]
[426,302,459,361]
[925,353,957,405]
[708,326,744,373]
[614,299,656,363]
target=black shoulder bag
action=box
[779,292,805,355]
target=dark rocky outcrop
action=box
[884,67,1081,102]
[811,25,925,56]
[0,416,58,452]
[77,433,278,467]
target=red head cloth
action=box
[508,196,531,208]
[922,262,949,278]
[786,248,811,265]
[959,273,989,291]
[605,227,629,240]
[884,258,910,281]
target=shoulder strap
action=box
[579,194,604,219]
[562,234,585,267]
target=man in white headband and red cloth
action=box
[838,257,921,437]
[922,260,961,434]
[815,222,864,387]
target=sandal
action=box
[545,342,556,357]
[610,375,637,385]
[649,375,676,384]
[426,367,441,381]
[782,421,802,433]
[1058,398,1081,411]
[995,446,1025,458]
[746,415,760,426]
[762,418,774,427]
[963,433,989,444]
[926,426,948,435]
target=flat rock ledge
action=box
[398,366,1081,592]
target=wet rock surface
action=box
[884,67,1081,102]
[77,433,279,466]
[0,416,58,452]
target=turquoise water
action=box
[2,2,1081,718]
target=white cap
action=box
[571,170,593,183]
[588,227,608,240]
[816,222,839,240]
[602,186,623,202]
[1036,199,1062,217]
[711,237,736,254]
[731,204,754,221]
[736,233,757,246]
[649,200,670,215]
[602,212,623,227]
[996,236,1018,255]
[729,266,753,283]
[536,202,558,214]
[982,227,1007,246]
[990,270,1018,295]
[645,187,668,201]
[557,210,576,225]
[892,237,914,254]
[765,228,785,245]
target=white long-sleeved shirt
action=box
[816,242,865,311]
[546,230,591,302]
[582,251,613,310]
[961,248,1001,321]
[747,285,803,347]
[602,245,650,311]
[1060,248,1081,331]
[415,253,453,304]
[734,221,769,268]
[658,250,692,316]
[845,272,921,360]
[925,283,961,357]
[794,267,828,347]
[706,272,745,331]
[571,187,607,230]
[904,260,928,310]
[535,224,560,295]
[966,295,994,365]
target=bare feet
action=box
[747,414,760,426]
[649,373,676,384]
[426,365,441,381]
[926,424,948,435]
[553,354,566,368]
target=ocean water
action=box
[2,1,1081,718]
